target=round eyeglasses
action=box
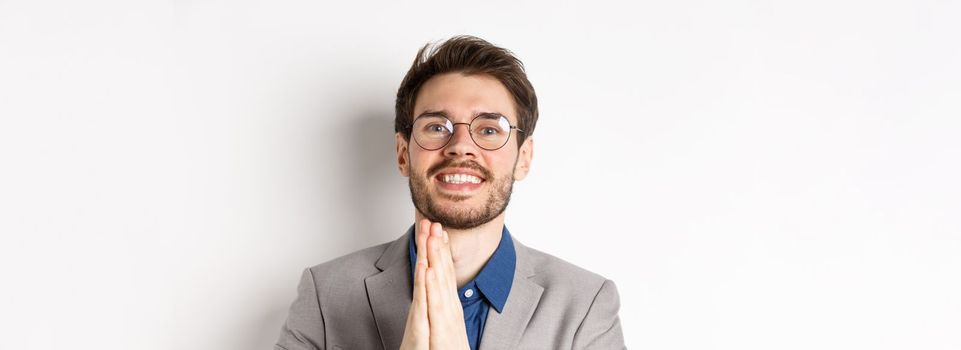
[410,113,524,151]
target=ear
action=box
[513,137,534,181]
[396,133,411,177]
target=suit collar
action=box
[374,226,412,271]
[512,235,538,278]
[473,226,516,313]
[479,235,543,350]
[366,229,413,350]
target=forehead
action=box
[413,73,517,123]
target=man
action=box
[275,36,625,350]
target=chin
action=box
[432,191,477,203]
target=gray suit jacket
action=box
[275,231,625,350]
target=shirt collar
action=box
[408,225,517,313]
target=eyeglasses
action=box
[410,113,524,151]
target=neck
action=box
[415,211,505,288]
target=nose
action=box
[443,122,478,158]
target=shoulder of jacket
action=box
[523,245,609,294]
[305,241,393,282]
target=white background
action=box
[1,0,959,349]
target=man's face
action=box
[396,73,533,230]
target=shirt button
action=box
[464,289,474,298]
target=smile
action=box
[441,174,483,184]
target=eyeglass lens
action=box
[412,115,513,151]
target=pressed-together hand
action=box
[399,220,470,350]
[398,220,429,350]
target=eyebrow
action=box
[415,110,506,119]
[415,110,449,119]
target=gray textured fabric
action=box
[275,231,626,350]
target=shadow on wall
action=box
[343,112,412,246]
[238,109,410,350]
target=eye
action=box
[424,123,449,134]
[479,127,499,136]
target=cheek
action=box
[409,151,436,175]
[487,153,517,176]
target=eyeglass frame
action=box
[407,112,525,151]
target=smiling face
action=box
[396,73,533,229]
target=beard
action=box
[408,158,514,230]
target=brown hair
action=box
[394,35,538,147]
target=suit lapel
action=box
[479,238,544,350]
[365,231,413,350]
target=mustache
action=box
[428,159,492,179]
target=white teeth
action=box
[442,174,482,184]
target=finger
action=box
[426,222,443,270]
[401,261,430,350]
[412,260,428,317]
[426,225,450,289]
[424,266,443,340]
[427,224,460,309]
[416,219,430,266]
[413,260,426,303]
[439,230,458,290]
[428,229,454,282]
[425,266,442,311]
[425,266,455,329]
[429,228,455,289]
[427,237,462,323]
[426,265,466,347]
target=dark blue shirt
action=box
[408,225,516,350]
